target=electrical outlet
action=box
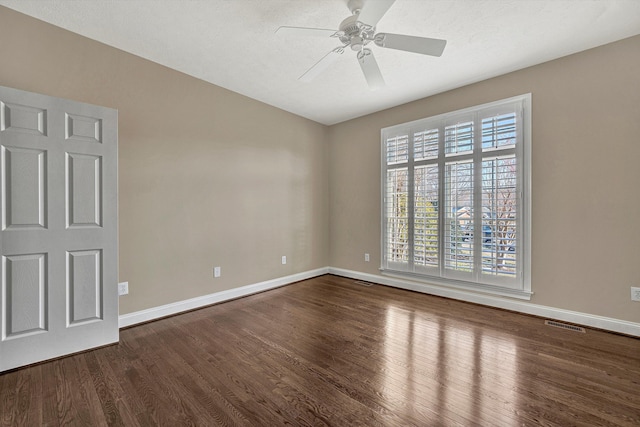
[214,267,221,278]
[631,287,640,302]
[365,253,370,262]
[118,282,129,296]
[281,256,287,265]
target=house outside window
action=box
[381,94,531,298]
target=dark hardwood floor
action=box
[2,274,639,426]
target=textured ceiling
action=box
[2,0,640,125]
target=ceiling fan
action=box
[276,0,447,90]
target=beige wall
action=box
[0,7,329,314]
[329,35,640,323]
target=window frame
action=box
[380,94,532,299]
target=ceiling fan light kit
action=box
[276,0,447,90]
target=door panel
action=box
[2,253,47,338]
[0,85,117,372]
[65,113,102,143]
[67,249,102,325]
[0,101,47,136]
[66,153,102,228]
[2,146,47,230]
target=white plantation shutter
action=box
[445,120,474,155]
[481,156,518,281]
[444,160,474,280]
[386,134,409,164]
[381,95,531,297]
[384,167,409,267]
[414,128,438,160]
[413,165,439,271]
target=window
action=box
[381,95,531,298]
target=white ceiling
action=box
[2,0,640,125]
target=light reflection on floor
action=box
[383,304,518,425]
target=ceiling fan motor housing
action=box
[338,15,375,50]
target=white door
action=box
[0,85,118,372]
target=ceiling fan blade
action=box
[357,48,385,90]
[276,26,340,38]
[357,0,396,27]
[299,47,345,82]
[374,33,446,57]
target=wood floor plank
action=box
[0,368,19,425]
[139,321,247,426]
[2,274,639,426]
[83,352,126,426]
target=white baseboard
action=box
[118,267,329,328]
[329,267,640,337]
[119,266,640,337]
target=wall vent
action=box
[545,320,586,333]
[354,280,374,287]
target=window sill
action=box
[380,268,533,301]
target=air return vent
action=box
[545,320,586,333]
[354,280,374,287]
